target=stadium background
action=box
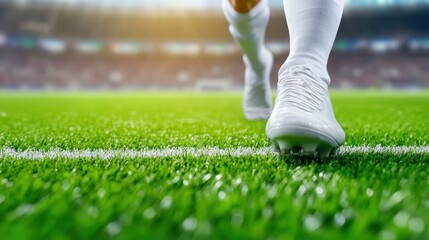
[1,0,429,90]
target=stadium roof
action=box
[11,0,429,10]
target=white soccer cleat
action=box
[266,64,345,158]
[242,51,273,120]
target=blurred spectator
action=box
[0,48,428,90]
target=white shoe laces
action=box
[277,65,327,113]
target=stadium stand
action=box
[0,1,429,89]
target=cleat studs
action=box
[302,144,317,157]
[278,141,290,150]
[276,140,292,156]
[272,138,340,159]
[303,144,317,153]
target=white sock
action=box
[222,0,271,74]
[283,0,344,84]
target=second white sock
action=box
[283,0,344,84]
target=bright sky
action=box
[140,0,429,9]
[18,0,429,9]
[35,0,283,9]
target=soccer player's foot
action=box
[242,50,273,120]
[266,63,345,158]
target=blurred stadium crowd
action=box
[1,1,429,90]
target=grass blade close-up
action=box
[0,91,428,239]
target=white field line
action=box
[0,146,429,160]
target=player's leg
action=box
[266,0,346,157]
[222,0,273,120]
[228,0,261,13]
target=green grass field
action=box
[0,91,428,239]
